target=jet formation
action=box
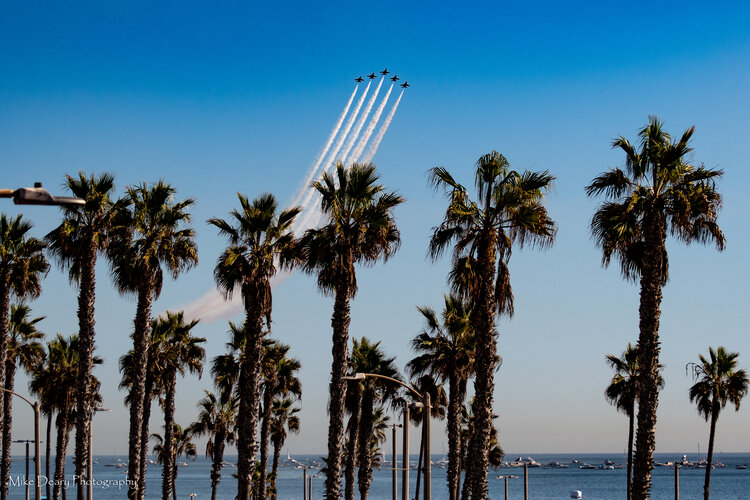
[353,68,410,88]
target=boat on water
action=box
[506,456,541,468]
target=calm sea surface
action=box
[8,453,750,499]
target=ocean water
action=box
[7,453,750,499]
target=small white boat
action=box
[570,491,583,499]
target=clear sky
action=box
[2,0,750,457]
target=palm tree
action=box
[149,312,205,500]
[269,397,300,499]
[189,390,238,500]
[408,294,475,500]
[45,172,119,497]
[208,192,300,500]
[211,321,246,401]
[298,162,403,498]
[1,303,45,500]
[108,180,198,499]
[459,401,503,500]
[258,341,301,500]
[0,214,48,440]
[587,117,725,497]
[30,334,102,500]
[152,423,198,500]
[429,151,555,497]
[687,347,748,500]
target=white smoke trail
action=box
[290,85,359,208]
[337,77,383,167]
[293,80,372,227]
[361,89,404,164]
[349,83,393,164]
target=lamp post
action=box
[12,439,35,500]
[87,406,112,500]
[342,373,432,500]
[496,475,518,500]
[0,388,40,500]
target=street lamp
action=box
[342,372,432,500]
[87,406,112,500]
[0,388,41,500]
[0,183,85,206]
[12,439,35,500]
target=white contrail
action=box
[361,89,404,164]
[337,77,383,167]
[293,80,372,226]
[290,85,359,208]
[349,83,393,164]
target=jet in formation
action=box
[354,76,364,82]
[380,68,389,75]
[367,73,377,79]
[390,75,399,82]
[400,82,409,88]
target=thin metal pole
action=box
[392,424,397,500]
[25,441,30,500]
[524,463,528,500]
[308,476,312,498]
[34,402,41,500]
[402,407,409,500]
[674,464,679,500]
[423,393,431,500]
[303,468,307,500]
[504,477,508,500]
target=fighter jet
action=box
[400,82,409,88]
[390,75,399,82]
[380,68,389,75]
[354,76,364,82]
[367,73,377,79]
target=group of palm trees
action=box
[0,114,733,500]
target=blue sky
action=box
[2,1,750,456]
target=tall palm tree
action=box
[30,334,102,500]
[258,341,301,500]
[349,337,400,500]
[0,214,48,441]
[459,400,504,500]
[408,294,475,500]
[152,423,198,500]
[298,162,403,498]
[211,321,246,401]
[269,397,300,499]
[208,192,300,500]
[148,312,205,500]
[429,151,555,497]
[587,117,725,497]
[109,180,198,499]
[45,172,119,498]
[1,303,45,500]
[687,346,748,500]
[189,390,238,500]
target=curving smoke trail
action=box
[361,89,404,164]
[290,85,359,208]
[293,81,372,226]
[337,77,383,167]
[349,83,393,164]
[181,80,405,323]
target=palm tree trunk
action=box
[357,389,375,500]
[627,409,635,500]
[237,282,266,500]
[325,275,352,500]
[704,401,719,500]
[137,374,155,500]
[465,236,497,500]
[632,215,666,500]
[171,467,178,500]
[344,383,360,500]
[1,362,16,500]
[270,436,282,500]
[74,239,97,500]
[257,383,274,500]
[447,375,464,500]
[162,371,177,500]
[210,433,225,500]
[0,271,12,436]
[54,407,71,500]
[127,280,155,500]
